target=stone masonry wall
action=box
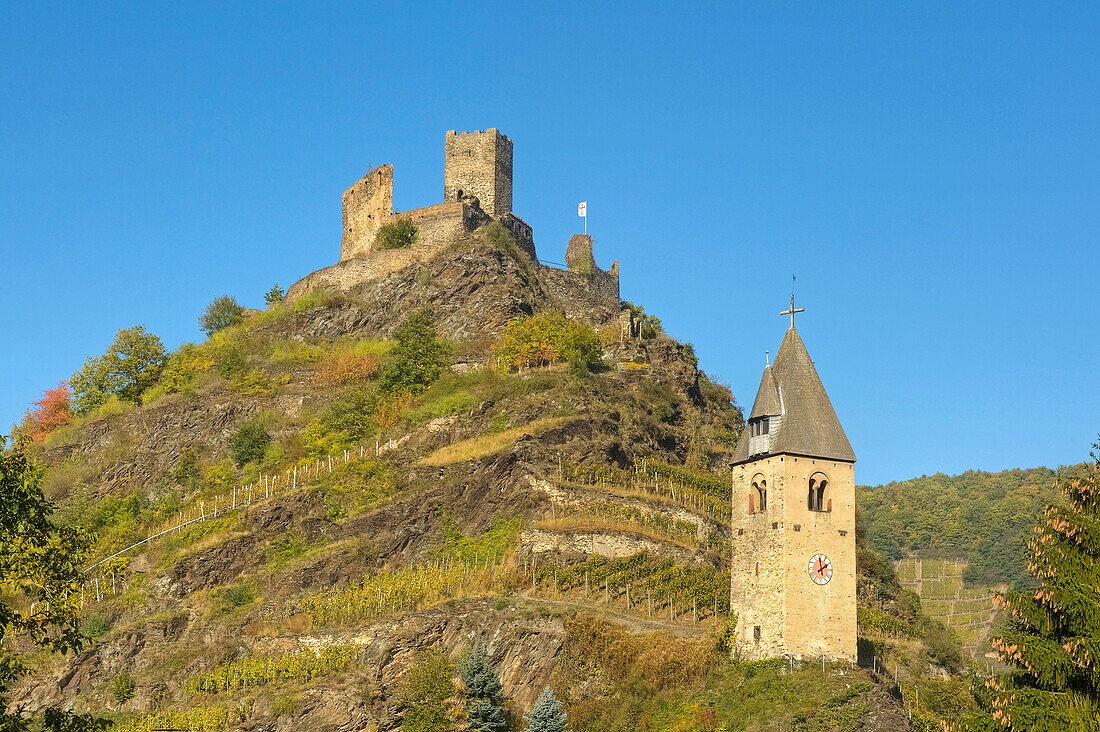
[444,129,513,217]
[731,455,857,662]
[341,164,393,261]
[500,213,536,261]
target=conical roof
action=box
[748,366,782,419]
[732,327,856,465]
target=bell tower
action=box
[729,299,857,661]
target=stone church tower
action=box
[729,306,857,661]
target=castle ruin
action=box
[287,128,618,306]
[339,129,534,262]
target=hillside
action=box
[7,226,985,730]
[857,466,1088,588]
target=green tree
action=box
[461,639,508,732]
[400,648,457,732]
[379,308,450,395]
[70,325,167,412]
[264,283,285,305]
[199,295,245,335]
[0,436,108,731]
[522,687,571,732]
[985,442,1100,730]
[374,219,418,250]
[230,421,271,466]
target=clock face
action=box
[808,554,833,585]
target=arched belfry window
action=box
[807,472,830,512]
[751,474,767,513]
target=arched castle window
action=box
[807,472,830,512]
[750,474,767,513]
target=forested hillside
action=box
[857,466,1086,587]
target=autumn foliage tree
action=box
[19,382,72,441]
[495,312,602,373]
[984,440,1100,730]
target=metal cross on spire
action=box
[778,288,805,328]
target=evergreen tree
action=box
[522,687,571,732]
[985,441,1100,730]
[460,639,509,732]
[264,283,285,304]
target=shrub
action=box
[84,614,111,639]
[203,460,236,493]
[199,295,245,336]
[268,341,325,365]
[314,351,381,386]
[173,449,200,486]
[230,369,273,396]
[268,529,311,568]
[374,219,418,250]
[70,325,167,412]
[400,649,457,732]
[291,290,336,314]
[301,386,379,458]
[379,308,450,395]
[264,283,285,305]
[495,312,602,372]
[230,422,271,466]
[217,346,248,380]
[219,582,257,609]
[109,671,135,703]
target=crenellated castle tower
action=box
[443,129,512,217]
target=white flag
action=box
[578,201,587,217]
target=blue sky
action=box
[2,3,1097,485]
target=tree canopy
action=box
[199,295,245,335]
[378,308,450,395]
[495,312,602,373]
[857,466,1076,587]
[70,325,167,413]
[0,437,106,731]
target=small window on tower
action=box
[754,626,762,642]
[761,418,769,435]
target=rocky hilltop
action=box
[11,221,918,730]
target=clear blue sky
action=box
[2,3,1097,485]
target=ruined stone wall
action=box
[286,246,448,301]
[341,164,393,261]
[500,213,536,261]
[444,129,513,217]
[388,202,486,249]
[731,455,857,662]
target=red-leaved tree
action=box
[22,382,73,441]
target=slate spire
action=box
[732,326,855,465]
